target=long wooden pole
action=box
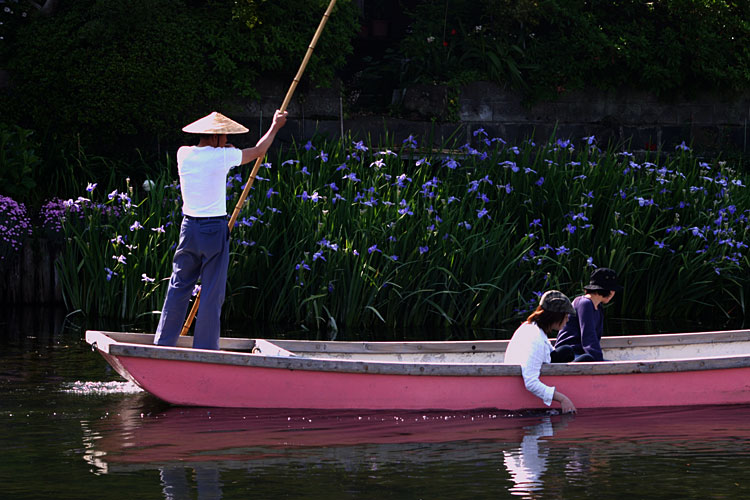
[180,0,339,337]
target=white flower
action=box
[142,179,155,192]
[426,36,435,43]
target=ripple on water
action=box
[62,381,144,395]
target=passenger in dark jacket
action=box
[554,268,623,361]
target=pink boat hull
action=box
[108,353,750,411]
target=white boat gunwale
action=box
[86,330,750,377]
[87,329,750,352]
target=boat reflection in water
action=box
[81,393,750,499]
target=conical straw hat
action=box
[182,112,249,134]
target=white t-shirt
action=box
[504,322,555,406]
[177,146,243,217]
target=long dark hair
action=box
[526,306,567,335]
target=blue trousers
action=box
[550,345,597,363]
[154,216,230,350]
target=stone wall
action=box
[457,82,749,153]
[227,79,750,154]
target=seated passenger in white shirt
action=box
[504,290,577,413]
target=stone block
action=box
[715,100,750,124]
[655,105,682,125]
[492,99,529,122]
[459,101,493,122]
[686,105,715,125]
[400,84,448,119]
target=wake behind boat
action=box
[85,330,750,410]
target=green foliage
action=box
[53,132,750,329]
[4,0,209,150]
[523,0,750,101]
[0,123,42,200]
[232,0,360,88]
[2,0,359,154]
[395,0,529,89]
[392,0,750,102]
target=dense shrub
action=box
[4,0,208,150]
[0,123,42,201]
[393,0,750,103]
[1,0,359,154]
[525,0,750,101]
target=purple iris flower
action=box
[296,260,311,271]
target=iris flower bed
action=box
[52,132,750,329]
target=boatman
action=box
[154,110,287,350]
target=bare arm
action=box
[240,110,288,165]
[553,389,577,414]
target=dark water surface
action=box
[2,306,750,499]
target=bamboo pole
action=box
[180,0,339,337]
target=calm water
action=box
[2,306,750,499]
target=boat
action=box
[85,329,750,410]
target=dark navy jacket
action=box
[554,295,604,361]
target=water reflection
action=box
[77,396,750,500]
[504,417,554,496]
[159,465,222,500]
[82,393,532,473]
